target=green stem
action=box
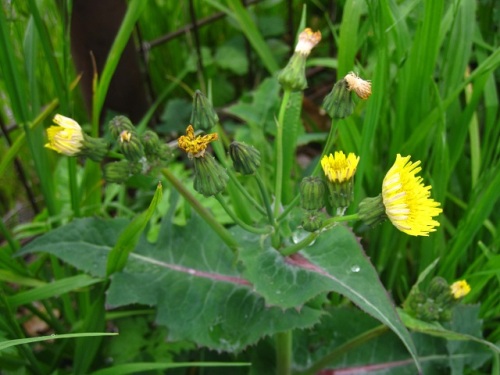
[68,157,80,217]
[323,213,359,226]
[274,89,291,217]
[161,168,238,252]
[277,194,300,223]
[297,325,390,375]
[280,232,319,257]
[312,119,338,176]
[107,151,125,159]
[255,172,275,226]
[276,330,293,375]
[214,194,272,235]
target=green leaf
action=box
[215,45,248,75]
[0,333,117,352]
[238,224,421,373]
[7,274,103,307]
[19,214,322,352]
[106,182,162,276]
[91,362,250,375]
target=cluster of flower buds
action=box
[45,113,173,185]
[404,277,471,322]
[299,176,326,232]
[323,72,372,119]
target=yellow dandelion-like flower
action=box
[450,280,471,299]
[344,72,372,100]
[45,114,84,156]
[178,125,218,159]
[295,28,322,56]
[382,154,442,236]
[321,151,360,183]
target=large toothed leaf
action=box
[237,224,421,373]
[18,215,322,352]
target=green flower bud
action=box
[428,277,449,299]
[323,79,354,119]
[157,144,174,162]
[357,195,387,227]
[300,177,325,211]
[104,160,134,184]
[278,53,308,91]
[229,141,261,175]
[302,211,325,232]
[418,299,440,321]
[191,90,219,131]
[80,134,108,162]
[119,130,145,162]
[193,154,228,197]
[109,115,135,138]
[141,130,161,156]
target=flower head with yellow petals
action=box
[382,154,442,236]
[45,114,84,156]
[450,280,471,299]
[178,125,218,159]
[321,151,360,183]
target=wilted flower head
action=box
[344,72,372,100]
[450,280,471,299]
[178,125,218,159]
[45,114,84,156]
[295,28,322,56]
[382,154,442,236]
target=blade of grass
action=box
[91,362,251,375]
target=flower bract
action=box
[382,154,442,236]
[45,114,84,156]
[178,125,218,159]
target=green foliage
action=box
[1,0,499,373]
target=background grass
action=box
[0,0,499,373]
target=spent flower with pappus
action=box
[450,280,471,299]
[191,90,219,131]
[323,72,371,119]
[178,125,218,159]
[321,152,359,213]
[45,114,108,162]
[278,28,321,91]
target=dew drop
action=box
[350,265,360,273]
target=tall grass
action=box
[0,0,499,372]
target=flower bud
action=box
[190,90,219,131]
[357,195,387,227]
[300,177,325,211]
[302,211,325,232]
[80,134,108,162]
[229,141,261,175]
[193,154,228,197]
[109,115,136,138]
[119,130,145,162]
[104,160,134,184]
[141,130,162,156]
[323,79,354,119]
[428,277,449,299]
[157,144,174,162]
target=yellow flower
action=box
[45,114,84,156]
[382,154,442,236]
[295,28,322,56]
[450,280,471,299]
[178,125,218,159]
[119,130,132,143]
[321,151,360,183]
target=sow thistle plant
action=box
[36,26,481,375]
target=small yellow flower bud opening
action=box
[45,114,84,156]
[120,130,133,143]
[321,152,360,183]
[450,280,471,299]
[178,125,218,159]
